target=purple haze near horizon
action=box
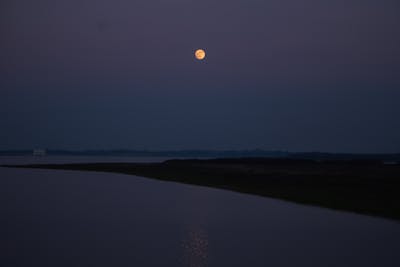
[1,0,400,152]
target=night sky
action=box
[1,0,399,152]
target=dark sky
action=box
[1,0,400,152]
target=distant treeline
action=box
[1,149,400,161]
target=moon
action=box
[195,49,206,60]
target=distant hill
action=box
[1,149,400,161]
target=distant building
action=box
[33,149,46,156]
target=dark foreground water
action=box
[1,157,400,266]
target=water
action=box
[1,157,400,266]
[0,155,177,165]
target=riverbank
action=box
[3,158,400,221]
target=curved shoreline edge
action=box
[3,158,400,222]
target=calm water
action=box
[1,157,400,266]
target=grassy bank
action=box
[4,158,400,221]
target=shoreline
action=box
[3,158,400,221]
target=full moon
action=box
[195,49,206,60]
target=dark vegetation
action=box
[3,158,400,221]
